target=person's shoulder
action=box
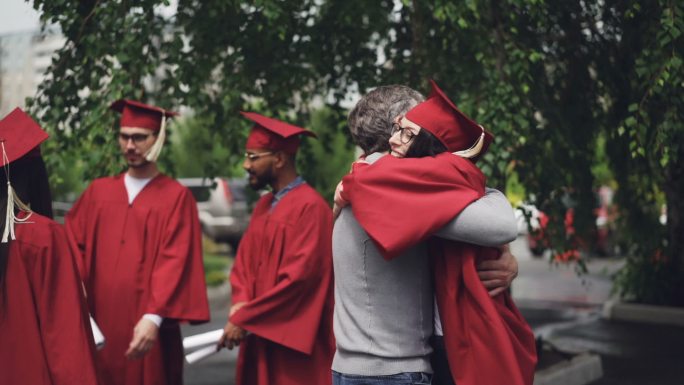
[150,174,191,197]
[150,174,178,187]
[297,182,324,198]
[255,191,273,205]
[157,174,189,191]
[92,174,120,185]
[435,152,481,170]
[87,174,123,191]
[14,212,65,248]
[296,183,329,207]
[365,152,386,164]
[288,184,332,221]
[24,212,56,227]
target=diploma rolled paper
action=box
[185,345,218,364]
[90,315,106,350]
[182,329,224,351]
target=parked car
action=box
[178,177,251,251]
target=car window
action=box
[187,186,211,202]
[227,179,248,202]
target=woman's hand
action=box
[332,180,348,220]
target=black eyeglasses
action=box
[119,133,153,144]
[391,123,417,144]
[244,152,274,162]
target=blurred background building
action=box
[0,27,64,116]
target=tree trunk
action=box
[408,1,428,86]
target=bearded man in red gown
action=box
[217,112,335,385]
[66,100,210,385]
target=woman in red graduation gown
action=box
[339,81,537,385]
[0,108,100,385]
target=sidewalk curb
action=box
[602,298,684,327]
[534,353,603,385]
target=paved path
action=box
[182,286,237,385]
[511,237,684,385]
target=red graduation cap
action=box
[242,111,317,154]
[405,80,494,160]
[110,99,179,161]
[110,99,178,132]
[0,108,49,242]
[0,108,49,166]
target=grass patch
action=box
[204,254,232,287]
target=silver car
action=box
[178,177,250,250]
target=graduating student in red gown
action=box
[66,100,210,385]
[340,82,537,385]
[0,108,100,385]
[217,112,335,385]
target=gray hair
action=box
[348,85,425,155]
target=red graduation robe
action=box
[230,183,335,385]
[66,174,210,385]
[342,153,537,385]
[0,212,100,385]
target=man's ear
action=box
[273,151,287,169]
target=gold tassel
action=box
[145,113,166,162]
[453,125,485,159]
[2,182,13,243]
[1,143,32,243]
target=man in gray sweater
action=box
[332,85,520,385]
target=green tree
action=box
[29,0,683,305]
[597,1,683,305]
[170,114,242,178]
[300,107,357,204]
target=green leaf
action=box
[618,126,626,136]
[625,116,637,127]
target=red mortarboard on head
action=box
[0,108,49,166]
[242,111,317,154]
[110,99,178,132]
[405,80,494,160]
[110,99,179,162]
[0,108,49,242]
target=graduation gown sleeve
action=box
[145,188,209,322]
[230,197,333,355]
[342,153,484,258]
[229,217,257,305]
[64,183,94,282]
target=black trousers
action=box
[431,336,456,385]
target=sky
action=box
[0,0,41,36]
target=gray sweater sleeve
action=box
[433,188,518,246]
